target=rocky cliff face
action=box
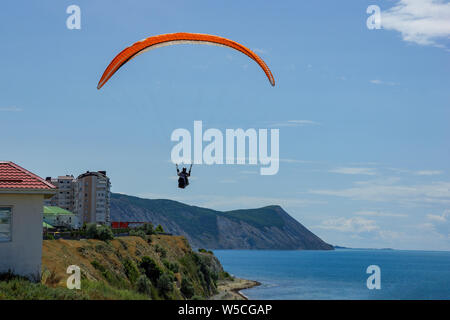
[110,193,333,250]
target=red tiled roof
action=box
[0,161,56,190]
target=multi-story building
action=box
[45,171,111,226]
[74,171,111,225]
[44,175,76,212]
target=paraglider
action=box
[176,164,192,189]
[97,32,275,89]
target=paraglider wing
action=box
[97,32,275,89]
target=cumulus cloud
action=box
[414,170,443,176]
[355,210,408,218]
[330,167,377,176]
[425,210,450,237]
[317,217,379,233]
[309,179,450,205]
[370,79,398,86]
[381,0,450,48]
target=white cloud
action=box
[330,167,377,176]
[427,210,449,222]
[378,230,405,240]
[317,217,379,233]
[0,106,22,112]
[381,0,450,48]
[309,179,450,205]
[270,120,320,127]
[415,170,443,176]
[137,192,324,211]
[355,210,408,218]
[425,210,450,237]
[370,79,398,86]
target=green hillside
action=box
[111,193,333,250]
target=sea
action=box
[213,249,450,300]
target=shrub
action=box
[86,223,114,241]
[139,256,163,284]
[129,229,147,239]
[220,271,232,280]
[142,223,155,235]
[154,244,167,258]
[97,225,114,241]
[181,278,195,299]
[44,234,55,240]
[91,260,106,273]
[41,269,62,286]
[86,223,98,239]
[123,259,139,284]
[155,224,164,233]
[163,260,179,273]
[156,273,173,296]
[198,248,213,255]
[136,275,152,296]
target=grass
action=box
[0,274,148,300]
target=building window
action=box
[0,207,12,242]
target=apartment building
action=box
[74,171,111,225]
[44,175,76,212]
[45,171,111,226]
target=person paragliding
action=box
[176,164,192,189]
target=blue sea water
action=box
[213,249,450,300]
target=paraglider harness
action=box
[176,164,192,189]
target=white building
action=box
[0,161,56,278]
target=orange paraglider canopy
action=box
[97,32,275,89]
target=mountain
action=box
[110,193,333,250]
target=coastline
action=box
[210,277,261,300]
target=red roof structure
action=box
[0,161,56,191]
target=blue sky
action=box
[1,0,449,250]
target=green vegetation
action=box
[111,193,220,241]
[129,229,146,239]
[85,223,114,241]
[156,273,174,298]
[122,259,139,284]
[139,256,163,285]
[1,235,225,300]
[154,244,167,258]
[224,206,285,228]
[0,276,148,300]
[198,248,214,254]
[136,275,152,296]
[163,259,179,273]
[181,278,195,299]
